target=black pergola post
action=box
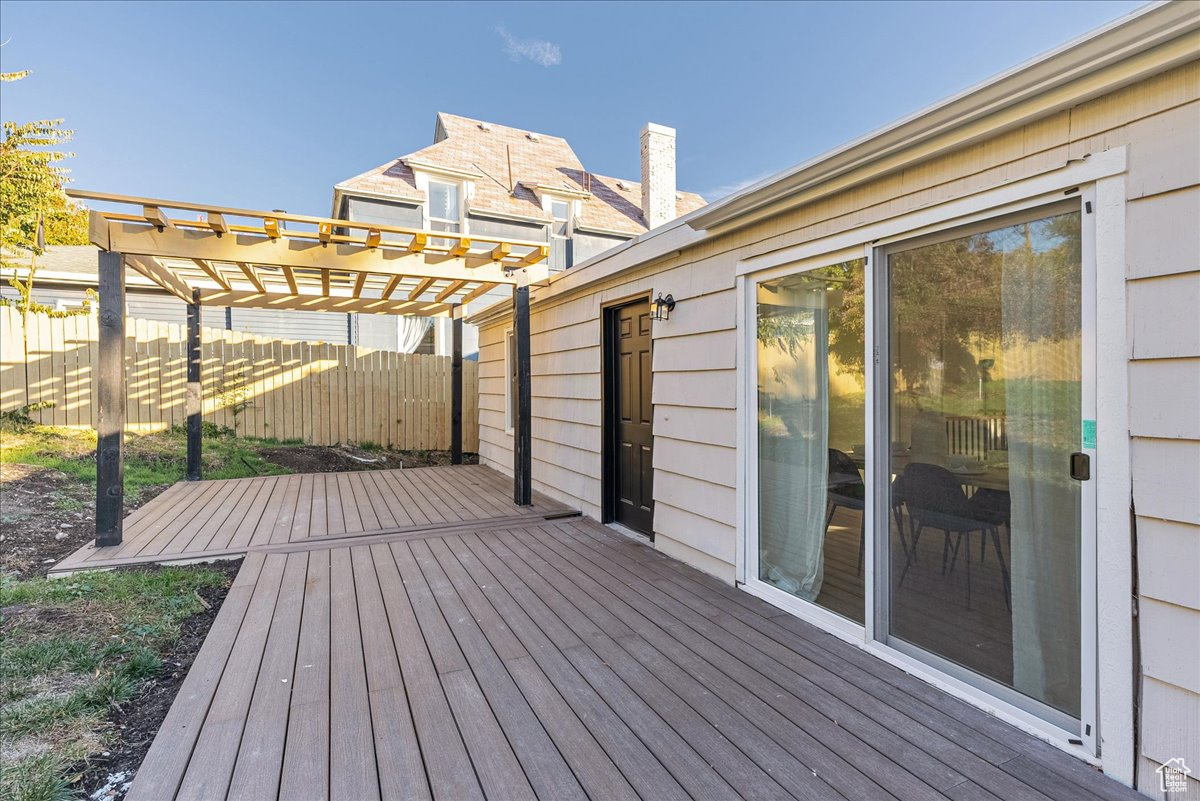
[450,305,463,465]
[96,250,125,546]
[186,289,202,481]
[513,283,532,506]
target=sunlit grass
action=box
[0,423,292,500]
[0,566,230,801]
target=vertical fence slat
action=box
[0,308,476,452]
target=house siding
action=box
[228,307,350,345]
[476,60,1200,794]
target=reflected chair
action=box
[967,488,1010,564]
[900,463,1011,611]
[825,449,866,575]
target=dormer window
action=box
[427,180,462,233]
[549,199,573,271]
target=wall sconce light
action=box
[651,292,675,321]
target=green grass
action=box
[4,755,75,801]
[0,422,292,501]
[0,566,230,801]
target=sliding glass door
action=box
[749,200,1093,733]
[756,260,866,624]
[880,203,1087,724]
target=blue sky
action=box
[1,0,1144,216]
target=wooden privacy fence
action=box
[0,307,478,451]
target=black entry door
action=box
[607,300,654,535]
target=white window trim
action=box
[412,169,472,234]
[734,147,1132,778]
[541,192,578,271]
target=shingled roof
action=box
[335,113,706,237]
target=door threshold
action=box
[606,521,651,542]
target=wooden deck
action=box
[117,491,1139,801]
[50,465,571,575]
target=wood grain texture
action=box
[119,473,1142,801]
[0,306,479,451]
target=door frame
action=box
[735,147,1131,768]
[870,196,1097,741]
[601,292,655,537]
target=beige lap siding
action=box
[476,64,1200,794]
[476,267,741,571]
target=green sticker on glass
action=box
[1082,419,1096,449]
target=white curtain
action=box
[758,284,830,602]
[396,315,432,354]
[1003,221,1082,716]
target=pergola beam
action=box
[124,254,193,303]
[381,275,402,299]
[283,266,299,295]
[461,282,500,304]
[196,288,454,316]
[435,280,467,303]
[192,258,231,290]
[143,206,174,230]
[100,220,546,287]
[407,277,434,302]
[70,189,545,252]
[237,262,267,293]
[206,212,229,234]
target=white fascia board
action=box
[404,159,485,182]
[466,206,550,225]
[334,185,425,208]
[464,215,703,328]
[572,223,637,238]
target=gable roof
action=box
[334,113,705,237]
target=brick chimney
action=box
[640,123,677,230]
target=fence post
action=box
[186,290,202,481]
[96,251,125,546]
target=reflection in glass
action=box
[758,260,865,624]
[886,209,1082,718]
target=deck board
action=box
[50,465,573,574]
[97,467,1138,801]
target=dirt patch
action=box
[257,444,477,473]
[1,463,96,579]
[73,560,241,801]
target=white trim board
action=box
[737,147,1127,276]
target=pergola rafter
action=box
[72,190,543,547]
[72,190,550,315]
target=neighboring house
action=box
[333,114,706,357]
[468,4,1200,798]
[4,118,703,355]
[1,246,355,345]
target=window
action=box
[883,206,1084,720]
[428,180,461,233]
[756,259,866,624]
[549,199,572,271]
[505,329,517,432]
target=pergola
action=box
[69,190,544,547]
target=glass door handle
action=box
[1070,452,1091,481]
